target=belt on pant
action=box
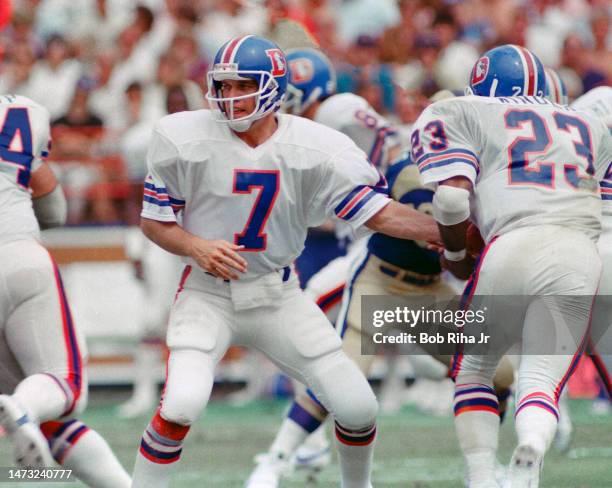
[378,264,439,286]
[205,265,292,283]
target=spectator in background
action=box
[140,53,204,123]
[524,0,575,67]
[20,34,82,119]
[379,0,417,64]
[393,33,441,98]
[432,10,479,91]
[336,0,399,45]
[0,42,36,94]
[391,86,429,145]
[337,35,395,113]
[53,76,104,129]
[167,33,208,88]
[88,49,128,130]
[197,0,266,60]
[587,8,612,85]
[561,33,589,95]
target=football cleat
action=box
[244,452,289,488]
[506,445,543,488]
[0,395,55,468]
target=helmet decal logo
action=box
[289,58,314,83]
[265,49,287,77]
[471,57,489,86]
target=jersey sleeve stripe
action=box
[336,186,370,218]
[416,148,480,169]
[600,180,612,188]
[340,190,377,221]
[419,157,480,174]
[144,195,171,207]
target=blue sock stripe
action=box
[50,419,78,440]
[453,398,499,412]
[146,426,183,447]
[515,400,559,420]
[454,386,496,397]
[65,424,88,444]
[288,402,322,434]
[140,439,182,460]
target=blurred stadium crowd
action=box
[0,0,610,225]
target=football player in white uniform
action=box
[284,47,402,322]
[245,49,512,488]
[0,95,131,486]
[131,35,441,488]
[573,86,612,409]
[414,46,611,487]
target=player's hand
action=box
[439,254,476,281]
[188,237,247,280]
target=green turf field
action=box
[1,396,611,487]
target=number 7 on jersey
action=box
[233,170,280,251]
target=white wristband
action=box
[444,248,466,262]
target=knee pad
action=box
[160,389,209,426]
[317,356,378,430]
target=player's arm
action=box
[410,99,484,278]
[140,218,247,280]
[364,201,440,243]
[433,176,475,280]
[30,163,67,229]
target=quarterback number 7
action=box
[233,169,280,251]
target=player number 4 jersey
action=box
[0,95,51,244]
[412,95,612,243]
[141,110,390,278]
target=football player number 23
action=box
[233,170,280,251]
[505,109,594,189]
[0,107,35,188]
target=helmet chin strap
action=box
[228,118,254,132]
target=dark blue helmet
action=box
[466,44,546,98]
[206,35,288,131]
[284,48,336,115]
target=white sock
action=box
[269,417,311,460]
[302,422,329,450]
[335,422,376,488]
[132,411,189,488]
[46,422,131,488]
[515,391,559,455]
[454,384,500,487]
[13,374,71,422]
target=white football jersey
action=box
[413,95,612,243]
[141,110,390,278]
[572,86,612,129]
[315,93,399,243]
[0,94,51,245]
[315,93,400,170]
[572,87,612,219]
